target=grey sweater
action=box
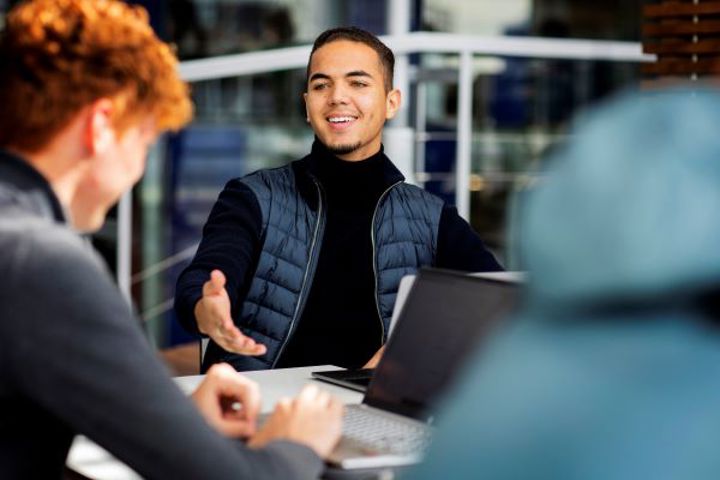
[0,150,323,479]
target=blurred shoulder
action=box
[0,215,108,287]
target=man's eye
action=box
[351,81,368,87]
[312,83,328,91]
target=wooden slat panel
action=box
[643,21,720,36]
[640,77,702,90]
[642,59,720,75]
[644,2,720,18]
[644,39,720,54]
[641,2,720,82]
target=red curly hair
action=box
[0,0,193,152]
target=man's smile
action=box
[326,114,358,131]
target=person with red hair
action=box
[0,1,341,478]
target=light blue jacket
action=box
[408,88,720,480]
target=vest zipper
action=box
[272,178,326,367]
[371,180,402,346]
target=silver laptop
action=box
[327,268,519,469]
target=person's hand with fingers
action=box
[194,269,266,355]
[248,384,343,458]
[190,363,261,438]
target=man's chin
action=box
[326,142,361,156]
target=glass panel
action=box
[162,0,389,60]
[136,70,315,347]
[413,53,642,264]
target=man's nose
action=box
[328,84,350,105]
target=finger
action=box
[220,318,245,337]
[329,397,344,416]
[230,342,266,356]
[213,364,261,418]
[229,343,267,356]
[217,323,249,347]
[218,322,243,341]
[222,331,267,356]
[276,397,293,412]
[211,269,226,287]
[246,343,267,355]
[364,345,385,369]
[315,390,332,408]
[231,382,261,422]
[216,336,261,356]
[202,280,219,297]
[233,336,265,352]
[203,269,227,297]
[217,418,256,438]
[297,384,320,404]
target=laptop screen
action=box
[364,268,518,421]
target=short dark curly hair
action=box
[306,26,395,92]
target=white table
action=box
[66,366,362,480]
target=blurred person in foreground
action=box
[0,0,341,478]
[174,27,502,373]
[408,88,720,479]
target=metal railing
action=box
[117,31,655,318]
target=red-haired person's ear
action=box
[87,99,115,154]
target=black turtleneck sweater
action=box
[175,141,503,370]
[276,146,387,368]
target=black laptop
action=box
[313,270,520,393]
[312,368,374,392]
[319,268,519,469]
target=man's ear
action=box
[303,91,310,123]
[84,98,115,155]
[385,89,401,120]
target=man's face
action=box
[72,116,156,232]
[304,40,400,161]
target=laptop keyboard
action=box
[342,404,432,455]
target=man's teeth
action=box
[328,116,354,123]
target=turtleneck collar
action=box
[306,138,404,190]
[312,139,384,183]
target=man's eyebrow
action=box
[309,70,374,82]
[346,70,373,79]
[309,72,331,82]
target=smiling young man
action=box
[175,27,503,373]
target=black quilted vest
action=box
[209,158,443,371]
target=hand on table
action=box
[191,363,261,437]
[248,385,343,458]
[195,269,266,356]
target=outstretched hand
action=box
[194,269,266,356]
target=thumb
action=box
[211,269,227,288]
[204,270,227,296]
